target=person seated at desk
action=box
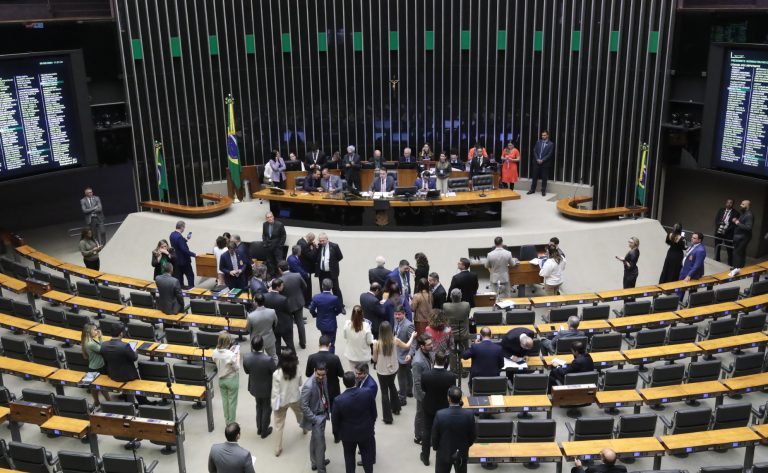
[419,143,434,161]
[448,151,465,170]
[320,167,343,193]
[370,149,386,170]
[572,448,626,473]
[549,341,594,388]
[304,168,323,192]
[369,168,395,193]
[399,147,416,166]
[415,171,436,192]
[541,316,584,355]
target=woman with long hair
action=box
[211,331,240,425]
[539,244,566,296]
[151,239,175,279]
[268,149,287,188]
[79,228,102,270]
[414,252,430,283]
[434,151,452,194]
[659,224,685,284]
[212,235,228,286]
[372,321,415,424]
[411,277,433,335]
[343,305,373,369]
[500,141,520,189]
[617,237,641,289]
[425,309,454,355]
[81,323,109,405]
[271,349,304,457]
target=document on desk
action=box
[528,258,542,266]
[490,395,505,407]
[496,300,517,309]
[551,358,567,367]
[446,192,457,197]
[372,192,384,199]
[504,358,528,370]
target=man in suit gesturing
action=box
[448,258,479,308]
[332,371,377,473]
[321,168,343,193]
[81,187,106,245]
[219,241,247,290]
[242,335,276,439]
[431,386,476,473]
[262,211,286,278]
[170,220,196,289]
[208,422,255,473]
[315,233,345,309]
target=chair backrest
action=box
[1,334,29,360]
[731,352,765,377]
[615,413,657,438]
[196,331,220,350]
[129,292,155,309]
[76,281,100,298]
[64,349,90,372]
[476,419,514,442]
[9,441,56,473]
[12,300,38,321]
[748,280,768,297]
[601,368,639,391]
[700,467,746,473]
[54,395,90,420]
[446,177,470,192]
[653,295,680,312]
[511,373,549,395]
[164,328,195,345]
[0,438,10,469]
[66,312,91,330]
[98,319,123,338]
[190,299,217,315]
[42,307,67,327]
[505,309,535,325]
[471,376,508,396]
[31,269,51,283]
[571,417,614,441]
[138,361,172,383]
[714,286,741,303]
[633,328,667,349]
[564,371,599,386]
[554,336,588,355]
[58,450,101,473]
[471,174,493,190]
[22,388,55,406]
[548,306,578,323]
[100,401,137,416]
[102,453,150,473]
[687,290,715,308]
[669,406,712,434]
[623,300,652,316]
[126,322,156,341]
[219,302,247,318]
[752,463,768,473]
[0,385,15,405]
[0,296,13,313]
[173,363,207,386]
[49,274,74,294]
[648,364,685,387]
[138,404,176,446]
[736,312,767,335]
[519,245,538,261]
[29,343,62,368]
[294,175,306,189]
[711,402,752,430]
[1,258,30,279]
[706,318,736,339]
[516,419,557,442]
[589,333,623,352]
[686,360,722,383]
[473,311,503,326]
[99,286,123,305]
[667,325,698,344]
[582,305,610,321]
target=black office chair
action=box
[473,311,503,326]
[475,419,514,442]
[0,438,10,469]
[640,364,685,388]
[49,274,76,295]
[99,286,125,305]
[600,368,639,391]
[667,325,698,345]
[76,281,100,299]
[58,450,103,473]
[614,413,657,438]
[627,328,667,349]
[589,333,622,353]
[686,360,722,383]
[129,292,155,309]
[700,467,745,473]
[42,307,67,327]
[64,348,90,372]
[698,318,736,341]
[564,371,599,386]
[660,407,712,434]
[53,395,92,420]
[471,174,493,191]
[686,290,714,309]
[8,441,60,473]
[294,175,306,190]
[511,373,549,395]
[519,245,538,261]
[138,404,180,454]
[0,258,30,279]
[172,363,213,408]
[138,361,172,384]
[196,332,220,351]
[565,417,614,441]
[99,401,140,449]
[446,177,470,193]
[582,305,610,321]
[653,295,680,312]
[1,334,30,361]
[102,453,158,473]
[164,328,195,345]
[219,302,247,318]
[127,322,161,342]
[546,306,578,323]
[29,343,64,368]
[66,312,92,330]
[0,385,16,406]
[190,300,217,315]
[98,319,123,338]
[735,312,767,335]
[714,286,740,303]
[22,388,55,406]
[0,296,14,313]
[12,300,40,321]
[753,463,768,473]
[615,300,652,318]
[744,279,768,298]
[471,376,508,396]
[515,419,556,442]
[505,309,535,325]
[554,336,588,355]
[710,402,751,430]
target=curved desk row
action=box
[140,193,233,217]
[557,195,648,220]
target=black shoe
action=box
[384,419,393,424]
[311,460,330,471]
[526,190,535,195]
[420,452,430,466]
[414,437,422,445]
[399,398,407,406]
[541,191,546,196]
[300,343,306,349]
[341,307,347,315]
[393,410,401,416]
[261,427,273,439]
[406,393,413,398]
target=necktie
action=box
[268,224,272,238]
[88,198,92,207]
[381,178,385,190]
[323,246,328,271]
[319,382,329,412]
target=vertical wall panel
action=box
[115,0,672,213]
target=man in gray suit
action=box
[320,167,343,193]
[208,422,255,473]
[301,363,331,473]
[246,293,278,363]
[242,335,276,439]
[80,187,106,245]
[278,260,308,349]
[394,308,416,405]
[155,263,184,315]
[485,237,518,296]
[541,315,585,355]
[412,333,434,446]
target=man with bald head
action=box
[572,448,626,473]
[262,211,286,278]
[500,326,535,361]
[729,199,753,277]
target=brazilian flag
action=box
[155,141,168,200]
[636,143,648,205]
[226,95,241,190]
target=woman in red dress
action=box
[500,141,520,189]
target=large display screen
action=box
[714,48,768,177]
[0,51,93,181]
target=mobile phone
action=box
[187,232,192,239]
[681,231,685,237]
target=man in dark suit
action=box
[231,235,253,282]
[679,232,707,281]
[297,233,318,305]
[369,168,395,193]
[549,341,594,388]
[468,145,488,178]
[431,386,476,473]
[306,335,345,407]
[169,220,196,289]
[368,256,390,287]
[304,168,324,192]
[448,258,479,308]
[305,143,326,171]
[332,372,376,473]
[208,422,255,473]
[278,260,307,349]
[262,211,286,278]
[264,278,294,353]
[387,259,412,298]
[714,199,739,266]
[400,147,416,165]
[342,145,362,190]
[100,323,151,405]
[571,448,627,473]
[315,233,344,309]
[242,335,276,438]
[429,272,447,309]
[541,316,585,355]
[360,283,386,338]
[462,327,504,387]
[309,279,344,353]
[527,130,554,196]
[219,241,247,290]
[420,351,458,466]
[155,262,183,315]
[730,199,753,277]
[501,326,536,360]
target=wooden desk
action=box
[710,265,766,282]
[675,302,741,323]
[495,298,533,309]
[90,412,178,443]
[695,332,768,354]
[640,380,728,404]
[508,263,543,286]
[0,275,27,294]
[59,263,104,280]
[556,196,648,220]
[657,277,716,293]
[41,290,74,305]
[97,273,152,290]
[660,426,760,454]
[9,400,53,425]
[543,352,625,369]
[196,253,219,278]
[141,192,233,217]
[40,416,90,439]
[750,423,768,439]
[152,343,207,361]
[596,285,662,301]
[29,324,80,344]
[63,296,124,315]
[91,375,126,392]
[485,325,537,339]
[623,342,702,364]
[0,356,58,381]
[180,313,247,331]
[0,406,9,423]
[607,312,679,332]
[121,380,206,401]
[595,390,644,411]
[27,251,66,269]
[47,369,88,389]
[463,395,552,416]
[0,313,39,331]
[468,442,563,464]
[561,437,664,461]
[738,294,768,313]
[118,306,185,324]
[720,372,768,394]
[530,293,599,308]
[537,320,611,335]
[14,245,36,257]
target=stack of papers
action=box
[490,395,505,407]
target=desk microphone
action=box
[166,379,180,423]
[224,315,231,332]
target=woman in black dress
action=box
[414,252,430,282]
[659,224,686,283]
[616,237,640,288]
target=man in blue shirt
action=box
[309,278,344,353]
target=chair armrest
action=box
[154,331,165,342]
[177,412,189,424]
[721,364,734,374]
[565,421,575,438]
[47,454,58,467]
[146,459,160,473]
[659,415,672,429]
[612,309,624,318]
[626,336,637,348]
[638,371,651,386]
[696,329,707,340]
